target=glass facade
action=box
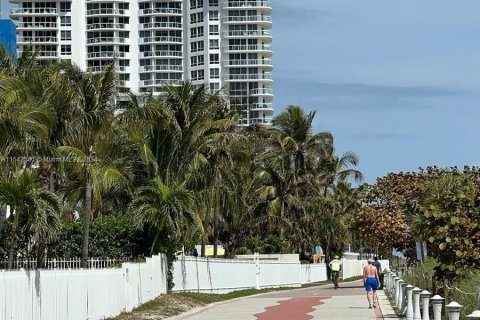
[0,19,16,56]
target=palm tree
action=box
[0,52,56,246]
[271,105,334,181]
[0,170,61,268]
[318,152,364,196]
[58,63,132,267]
[129,177,195,254]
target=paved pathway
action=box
[171,280,398,320]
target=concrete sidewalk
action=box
[170,280,398,320]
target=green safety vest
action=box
[330,260,341,271]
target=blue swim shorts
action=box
[365,277,378,291]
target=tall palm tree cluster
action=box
[0,47,363,269]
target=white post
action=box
[413,287,422,320]
[401,282,408,315]
[420,290,431,320]
[391,274,398,295]
[467,310,480,318]
[395,278,402,309]
[445,301,463,320]
[431,295,444,320]
[406,285,414,320]
[254,252,260,290]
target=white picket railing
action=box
[0,257,127,270]
[0,254,168,320]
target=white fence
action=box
[172,256,328,294]
[0,257,126,270]
[341,259,391,279]
[0,254,168,320]
[300,263,328,284]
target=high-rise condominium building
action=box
[9,0,273,125]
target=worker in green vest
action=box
[329,255,342,289]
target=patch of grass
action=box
[342,275,364,282]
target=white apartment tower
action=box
[9,0,273,125]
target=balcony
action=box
[223,73,273,81]
[222,15,272,24]
[222,0,272,11]
[87,37,127,44]
[139,8,182,15]
[140,51,182,58]
[16,22,57,29]
[140,65,183,72]
[223,30,272,39]
[18,50,58,59]
[139,36,183,44]
[17,36,58,44]
[86,51,126,59]
[250,102,273,110]
[139,79,183,87]
[222,44,272,54]
[139,22,182,30]
[86,9,129,16]
[223,59,272,68]
[10,8,57,16]
[250,117,273,125]
[250,88,273,96]
[88,66,129,73]
[86,23,126,30]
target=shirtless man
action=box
[363,258,380,308]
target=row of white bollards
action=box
[384,269,480,319]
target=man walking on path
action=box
[328,255,342,288]
[373,257,383,289]
[363,258,380,309]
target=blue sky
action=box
[1,1,479,182]
[272,0,480,182]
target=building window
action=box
[190,12,204,24]
[191,70,205,81]
[209,39,219,50]
[61,45,71,55]
[191,26,204,38]
[60,16,71,27]
[210,83,220,91]
[191,41,204,53]
[210,68,219,79]
[190,0,204,9]
[209,25,219,35]
[209,11,219,21]
[209,0,218,7]
[210,54,219,64]
[60,2,71,13]
[61,30,71,41]
[191,55,204,67]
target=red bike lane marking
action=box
[254,297,330,320]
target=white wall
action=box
[0,254,168,320]
[172,256,328,294]
[300,264,328,284]
[341,259,390,280]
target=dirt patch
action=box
[109,294,204,320]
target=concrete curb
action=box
[377,290,399,319]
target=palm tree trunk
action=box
[213,208,219,257]
[7,209,17,269]
[0,206,6,243]
[36,240,47,268]
[81,178,92,268]
[150,231,160,255]
[201,241,206,257]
